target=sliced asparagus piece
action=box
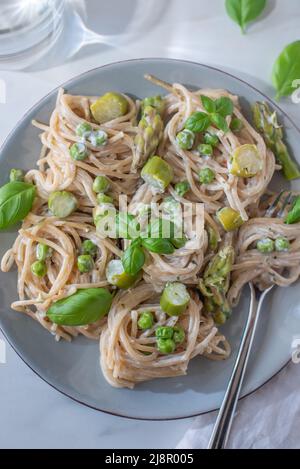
[198,246,234,325]
[253,102,300,181]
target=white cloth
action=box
[177,363,300,449]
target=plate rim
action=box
[0,57,297,421]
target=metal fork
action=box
[207,192,292,449]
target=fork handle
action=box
[207,283,271,449]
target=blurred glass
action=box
[0,0,65,70]
[0,0,166,71]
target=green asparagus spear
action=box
[252,102,300,181]
[133,101,164,171]
[198,246,234,325]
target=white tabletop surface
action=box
[0,0,300,449]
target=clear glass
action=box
[0,0,65,70]
[0,0,165,71]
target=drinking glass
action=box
[0,0,65,69]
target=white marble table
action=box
[0,0,299,449]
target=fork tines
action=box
[265,191,293,219]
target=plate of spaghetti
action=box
[0,58,300,420]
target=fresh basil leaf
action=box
[0,181,36,230]
[272,41,300,100]
[185,112,211,133]
[142,238,175,255]
[122,243,145,276]
[47,288,112,326]
[211,113,229,133]
[285,196,300,225]
[215,97,234,117]
[225,0,267,33]
[201,95,216,114]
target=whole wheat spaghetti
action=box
[1,75,300,389]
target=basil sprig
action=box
[272,41,300,101]
[47,288,112,326]
[185,96,234,134]
[0,181,36,230]
[225,0,267,34]
[121,218,186,276]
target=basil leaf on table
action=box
[272,41,300,100]
[215,97,234,117]
[185,112,211,133]
[122,242,145,276]
[225,0,267,33]
[285,196,300,225]
[141,238,175,255]
[201,95,216,114]
[0,181,36,229]
[47,288,112,326]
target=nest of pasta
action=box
[100,284,230,389]
[2,74,300,389]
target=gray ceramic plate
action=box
[1,59,300,420]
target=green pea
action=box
[176,129,195,150]
[157,338,176,354]
[175,181,190,197]
[93,175,110,193]
[257,238,275,254]
[173,326,185,344]
[199,167,215,184]
[97,193,114,205]
[31,260,47,278]
[82,240,98,257]
[70,142,89,161]
[137,311,154,330]
[198,143,213,156]
[230,118,243,133]
[36,243,52,261]
[88,130,108,147]
[204,133,219,146]
[9,168,24,182]
[155,326,174,339]
[48,191,78,218]
[76,122,92,138]
[275,237,290,252]
[77,254,94,273]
